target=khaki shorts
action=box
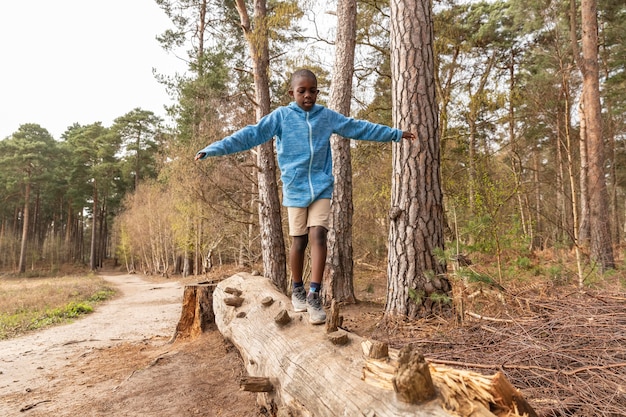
[287,198,331,236]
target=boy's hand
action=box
[402,131,416,140]
[195,152,206,161]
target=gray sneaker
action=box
[306,292,327,325]
[291,286,307,312]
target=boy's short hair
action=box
[291,69,317,86]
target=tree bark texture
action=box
[212,273,534,417]
[235,0,288,291]
[580,0,615,270]
[18,180,30,273]
[89,180,98,271]
[324,0,358,305]
[387,0,449,318]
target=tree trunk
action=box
[562,72,585,288]
[90,180,98,271]
[387,0,450,318]
[235,0,287,292]
[578,98,591,246]
[580,0,614,270]
[555,110,566,244]
[323,0,358,305]
[212,273,535,417]
[569,0,591,248]
[18,180,30,273]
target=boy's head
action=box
[289,69,319,112]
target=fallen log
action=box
[213,272,536,417]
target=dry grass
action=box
[0,274,115,339]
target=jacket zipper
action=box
[306,112,315,203]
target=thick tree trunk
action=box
[324,0,358,305]
[212,273,535,417]
[235,0,287,292]
[580,0,614,270]
[387,0,449,317]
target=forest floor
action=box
[1,262,625,416]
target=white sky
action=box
[0,0,186,140]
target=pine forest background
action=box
[1,0,625,289]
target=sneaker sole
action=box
[293,306,307,313]
[309,316,326,325]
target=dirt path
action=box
[0,273,260,417]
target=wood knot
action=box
[224,296,244,307]
[389,206,403,220]
[224,287,243,297]
[261,296,274,306]
[274,309,291,326]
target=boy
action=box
[195,69,415,324]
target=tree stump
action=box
[173,283,217,340]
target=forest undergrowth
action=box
[358,250,626,416]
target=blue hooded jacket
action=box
[196,101,403,207]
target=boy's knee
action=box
[291,235,308,252]
[309,226,327,245]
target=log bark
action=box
[173,283,216,340]
[213,273,536,417]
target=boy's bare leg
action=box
[305,226,327,324]
[289,234,308,284]
[309,226,327,285]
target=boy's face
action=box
[289,75,319,112]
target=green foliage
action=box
[456,268,498,287]
[546,265,565,284]
[429,292,452,305]
[408,288,425,305]
[88,289,115,302]
[515,256,533,270]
